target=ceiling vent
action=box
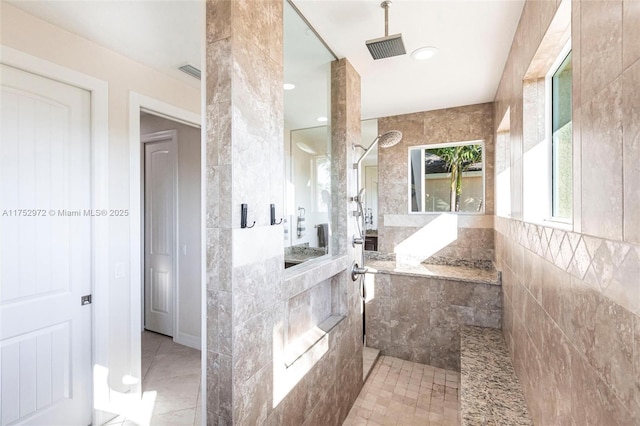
[178,64,201,80]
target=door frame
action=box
[128,92,203,413]
[0,45,110,425]
[141,129,178,338]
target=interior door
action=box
[0,64,92,425]
[143,135,177,337]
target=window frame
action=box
[407,140,486,215]
[544,40,573,225]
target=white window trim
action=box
[407,140,486,215]
[544,39,572,226]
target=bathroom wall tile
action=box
[206,351,220,420]
[568,236,590,280]
[571,346,635,425]
[580,0,623,105]
[623,0,640,69]
[581,78,623,241]
[218,353,232,421]
[206,166,220,229]
[591,240,629,291]
[573,104,583,233]
[633,314,640,419]
[233,310,273,384]
[234,362,273,426]
[207,290,219,352]
[591,297,635,408]
[622,60,640,244]
[232,261,272,322]
[541,318,574,424]
[206,0,231,44]
[523,249,542,302]
[218,290,232,356]
[206,228,219,290]
[206,39,232,106]
[558,277,597,362]
[604,247,640,314]
[573,0,583,108]
[540,261,570,325]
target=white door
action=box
[143,135,177,336]
[0,64,92,425]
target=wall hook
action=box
[270,203,282,225]
[241,203,255,228]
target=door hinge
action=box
[81,294,92,305]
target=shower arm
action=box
[353,135,381,205]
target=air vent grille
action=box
[178,64,201,80]
[365,34,406,60]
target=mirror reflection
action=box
[409,141,485,213]
[283,0,335,268]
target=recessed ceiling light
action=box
[284,83,296,90]
[317,116,328,122]
[411,46,438,61]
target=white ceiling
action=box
[8,0,525,123]
[8,0,203,89]
[295,0,525,120]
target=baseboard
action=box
[174,331,201,350]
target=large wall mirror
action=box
[409,141,485,214]
[283,1,336,268]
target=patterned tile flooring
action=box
[343,356,460,426]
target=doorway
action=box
[137,110,203,423]
[140,111,201,346]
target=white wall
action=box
[140,113,201,348]
[0,2,200,393]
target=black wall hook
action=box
[241,203,255,228]
[270,203,282,225]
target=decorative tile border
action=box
[495,216,640,315]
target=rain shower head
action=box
[353,130,403,168]
[378,130,403,148]
[366,1,406,60]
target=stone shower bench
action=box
[460,325,532,425]
[363,260,500,285]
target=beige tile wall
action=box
[377,103,496,263]
[494,0,640,423]
[205,2,363,424]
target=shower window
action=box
[283,0,335,267]
[409,141,485,213]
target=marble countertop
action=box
[364,260,500,285]
[460,326,532,425]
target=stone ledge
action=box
[460,326,532,425]
[364,260,500,286]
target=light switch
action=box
[182,244,187,256]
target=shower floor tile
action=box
[343,356,459,426]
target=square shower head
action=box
[366,33,406,60]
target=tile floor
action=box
[343,356,460,426]
[363,346,380,381]
[106,331,203,426]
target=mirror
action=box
[409,141,485,213]
[283,0,335,267]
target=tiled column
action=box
[330,57,364,419]
[205,0,283,424]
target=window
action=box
[409,141,484,213]
[551,51,572,220]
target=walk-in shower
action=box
[350,130,402,280]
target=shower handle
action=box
[351,262,368,281]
